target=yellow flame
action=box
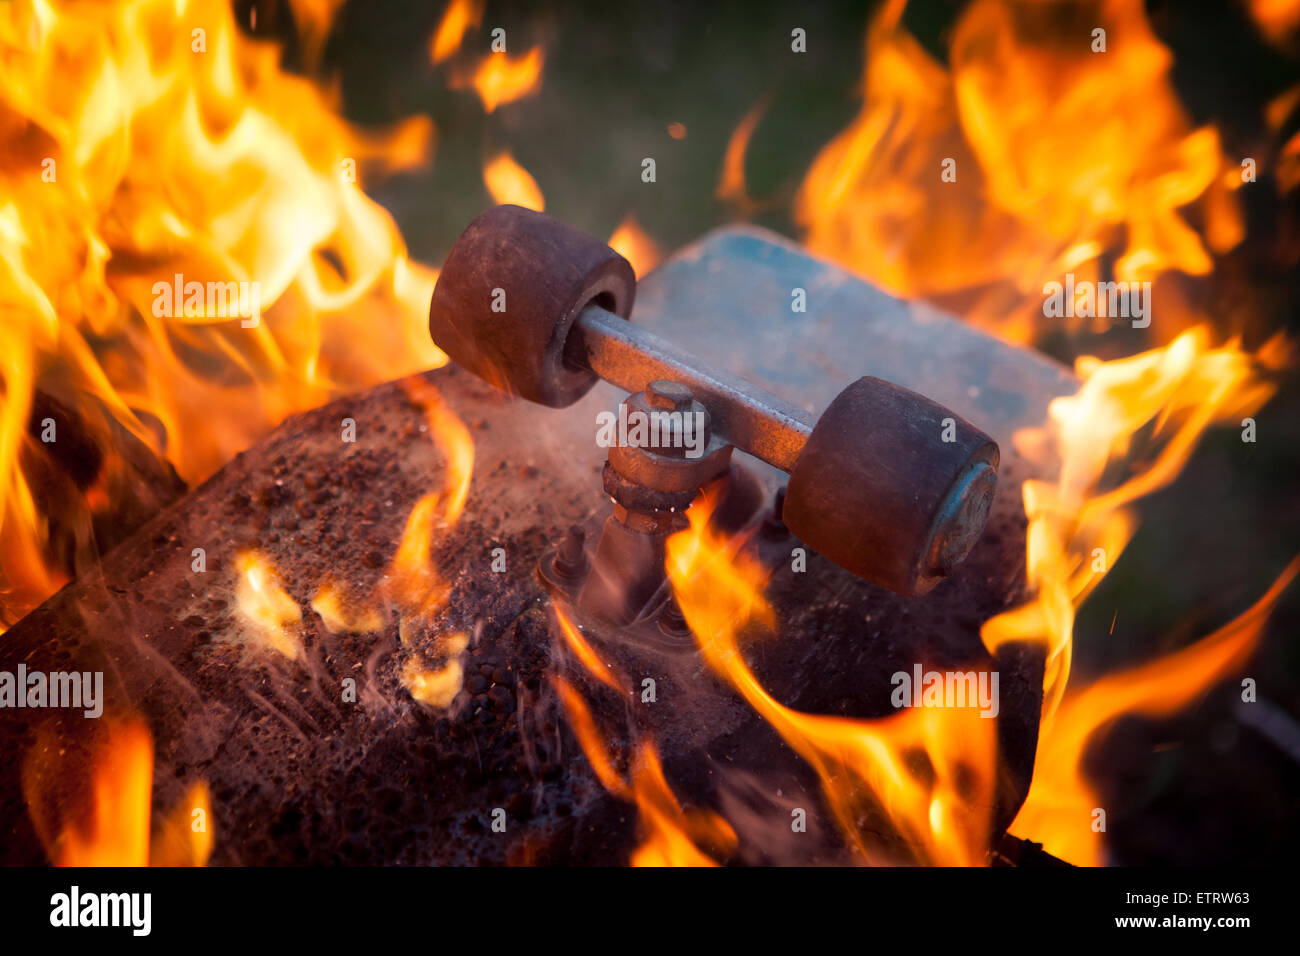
[607,216,660,278]
[402,631,470,708]
[796,0,1242,343]
[0,0,444,628]
[792,0,1294,866]
[666,494,996,865]
[386,380,475,638]
[983,330,1286,720]
[310,580,383,634]
[483,151,545,211]
[234,550,303,660]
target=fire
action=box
[430,0,483,64]
[553,671,737,866]
[228,378,475,692]
[0,0,444,629]
[387,380,475,693]
[1268,85,1300,193]
[553,607,737,865]
[553,603,624,694]
[404,378,475,525]
[1248,0,1300,45]
[795,0,1243,344]
[387,379,474,636]
[607,216,660,278]
[975,329,1292,862]
[716,99,767,212]
[786,0,1296,865]
[1012,558,1300,865]
[483,151,545,211]
[464,46,545,113]
[389,495,451,637]
[234,550,302,660]
[665,494,997,865]
[626,744,738,867]
[402,631,470,708]
[983,329,1286,717]
[21,718,212,866]
[310,580,383,634]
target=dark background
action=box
[242,0,1300,863]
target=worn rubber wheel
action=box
[428,204,636,407]
[783,376,999,595]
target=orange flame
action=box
[465,46,544,113]
[792,0,1294,866]
[983,330,1286,721]
[388,494,452,629]
[1248,0,1300,46]
[310,579,383,634]
[430,0,483,64]
[1012,558,1300,865]
[483,151,545,211]
[403,379,475,526]
[796,0,1242,344]
[554,673,737,866]
[22,718,213,866]
[553,606,736,865]
[0,0,444,628]
[390,380,475,692]
[666,494,997,865]
[716,99,767,211]
[553,604,625,695]
[607,216,661,278]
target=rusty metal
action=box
[605,384,730,494]
[427,204,636,408]
[783,376,1001,595]
[567,305,814,472]
[430,206,1003,596]
[568,305,1003,596]
[579,380,735,626]
[538,524,588,595]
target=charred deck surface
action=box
[0,227,1075,865]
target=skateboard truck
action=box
[429,205,1000,635]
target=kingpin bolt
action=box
[645,380,694,411]
[553,525,587,580]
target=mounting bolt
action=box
[553,525,587,580]
[645,379,694,411]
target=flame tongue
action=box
[665,494,996,866]
[234,550,303,660]
[21,718,212,866]
[553,610,738,866]
[1012,557,1300,865]
[0,0,442,629]
[796,0,1243,343]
